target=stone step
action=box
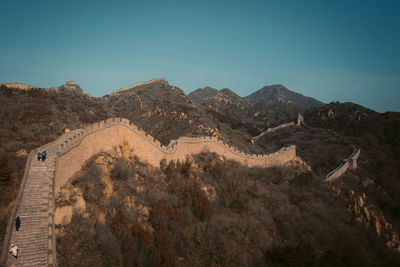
[13,234,47,239]
[18,214,43,220]
[15,242,47,248]
[13,221,47,226]
[13,232,47,236]
[11,242,47,249]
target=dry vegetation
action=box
[56,151,400,266]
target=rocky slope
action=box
[187,86,218,103]
[189,87,249,111]
[103,78,262,153]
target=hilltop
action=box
[245,84,324,108]
[109,77,169,96]
[0,81,88,96]
[0,83,36,90]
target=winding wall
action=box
[299,117,360,181]
[253,122,296,140]
[55,117,296,194]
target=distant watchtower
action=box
[66,81,77,86]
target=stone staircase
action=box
[2,136,68,267]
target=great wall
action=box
[253,122,295,140]
[299,116,361,181]
[1,115,360,266]
[1,117,296,267]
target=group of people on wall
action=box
[37,150,46,162]
[9,216,21,259]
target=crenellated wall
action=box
[324,145,360,182]
[298,115,361,181]
[253,114,305,141]
[253,122,296,140]
[54,117,296,194]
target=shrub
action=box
[175,182,212,221]
[130,223,160,266]
[72,163,105,204]
[177,156,192,177]
[0,155,12,184]
[265,244,318,266]
[111,158,132,180]
[164,160,179,182]
[202,155,224,179]
[290,171,314,186]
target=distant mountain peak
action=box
[48,81,86,96]
[245,84,324,108]
[219,88,237,94]
[1,81,88,96]
[215,88,247,104]
[111,77,168,96]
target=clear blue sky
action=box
[1,0,399,112]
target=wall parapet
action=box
[324,129,360,181]
[254,122,296,140]
[56,117,295,161]
[299,117,361,182]
[54,117,297,195]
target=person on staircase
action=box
[37,151,41,161]
[15,216,20,231]
[9,244,18,259]
[42,150,46,162]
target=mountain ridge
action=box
[110,77,168,96]
[189,83,324,111]
[3,79,323,109]
[0,83,36,90]
[0,81,88,96]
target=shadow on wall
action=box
[55,117,297,194]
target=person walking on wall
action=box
[9,244,18,259]
[15,216,20,231]
[42,150,46,162]
[37,151,41,161]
